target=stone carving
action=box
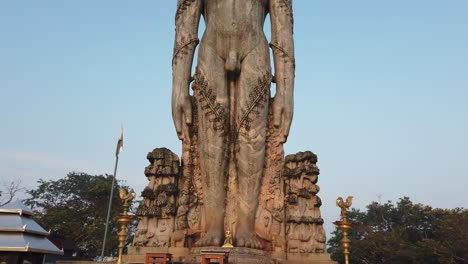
[171,0,295,249]
[176,95,204,248]
[133,148,180,247]
[131,148,329,256]
[254,102,286,252]
[283,151,326,254]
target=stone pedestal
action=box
[190,247,269,264]
[200,250,228,264]
[124,246,336,264]
[280,253,336,264]
[145,253,172,264]
[125,247,190,263]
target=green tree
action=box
[25,172,127,259]
[424,208,468,264]
[328,197,468,264]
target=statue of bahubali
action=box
[127,2,336,263]
[171,0,294,249]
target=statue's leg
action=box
[234,41,271,249]
[193,43,229,247]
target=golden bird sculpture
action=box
[119,187,136,205]
[336,196,353,222]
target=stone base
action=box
[280,252,337,264]
[190,247,270,264]
[124,246,336,264]
[125,247,190,263]
[57,262,115,264]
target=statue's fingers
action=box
[185,105,192,125]
[273,106,282,128]
[174,111,184,140]
[282,110,293,138]
[279,111,292,143]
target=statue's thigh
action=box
[194,44,229,140]
[236,44,272,142]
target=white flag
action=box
[115,126,123,157]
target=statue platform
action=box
[123,246,336,264]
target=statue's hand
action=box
[172,90,192,141]
[272,90,293,143]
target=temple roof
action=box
[0,200,34,216]
[0,214,49,235]
[0,201,63,255]
[0,233,63,254]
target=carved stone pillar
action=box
[283,151,327,256]
[133,148,180,247]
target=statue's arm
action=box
[172,0,202,140]
[269,0,295,143]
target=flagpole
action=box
[100,155,119,260]
[100,127,123,261]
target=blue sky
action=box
[0,1,467,236]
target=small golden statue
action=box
[222,230,234,248]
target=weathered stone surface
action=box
[284,152,327,254]
[254,101,286,252]
[144,148,179,177]
[133,148,180,248]
[171,0,294,249]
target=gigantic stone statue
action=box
[171,0,294,249]
[126,2,337,263]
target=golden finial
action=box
[334,196,353,264]
[116,188,135,264]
